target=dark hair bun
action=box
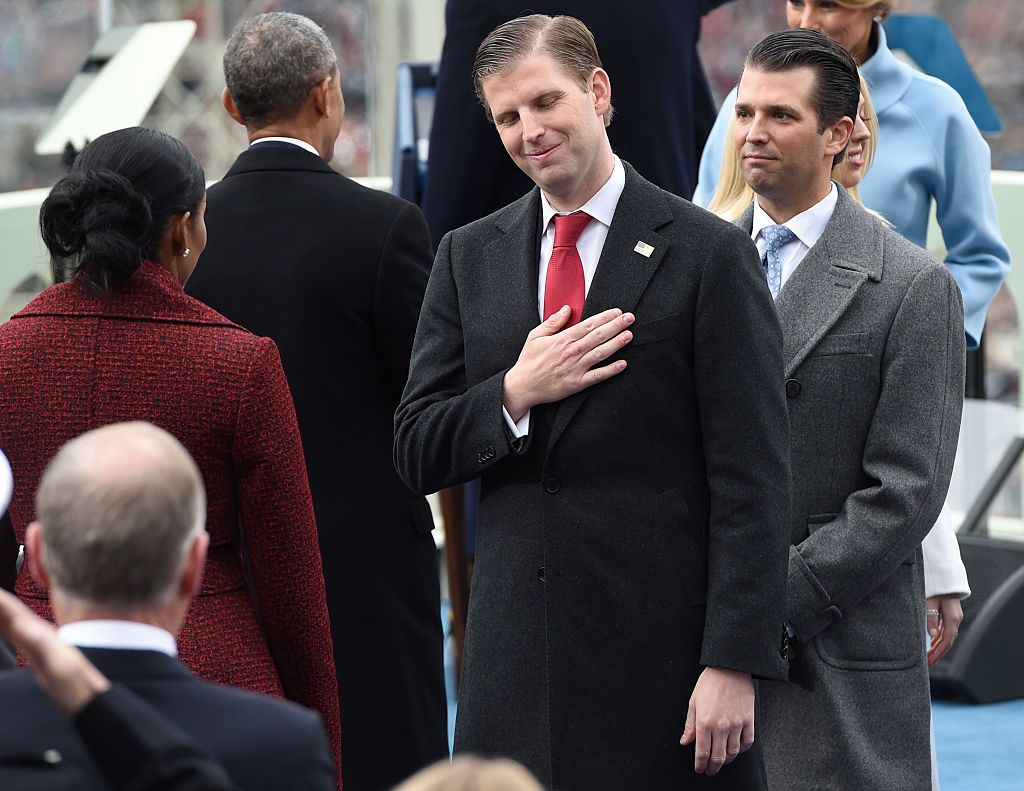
[40,168,153,291]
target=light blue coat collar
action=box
[860,23,913,115]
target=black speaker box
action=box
[929,535,1024,703]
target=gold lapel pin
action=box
[634,241,655,258]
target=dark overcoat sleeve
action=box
[787,263,965,640]
[394,231,527,496]
[693,224,792,681]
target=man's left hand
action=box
[927,594,964,667]
[680,667,755,775]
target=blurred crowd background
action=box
[1,0,1021,402]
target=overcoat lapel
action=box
[738,187,884,377]
[484,189,545,372]
[547,164,673,452]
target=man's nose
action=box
[521,111,544,142]
[746,116,769,142]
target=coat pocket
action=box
[809,331,872,357]
[629,312,680,347]
[813,562,922,671]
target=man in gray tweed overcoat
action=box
[732,28,965,790]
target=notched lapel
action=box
[775,188,883,377]
[547,166,673,454]
[776,253,868,377]
[483,189,544,371]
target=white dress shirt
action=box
[751,183,837,292]
[503,156,626,438]
[58,620,178,657]
[250,136,320,157]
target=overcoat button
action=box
[543,477,560,493]
[785,379,801,398]
[538,567,546,581]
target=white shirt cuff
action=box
[502,406,531,438]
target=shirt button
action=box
[538,567,546,581]
[543,477,561,494]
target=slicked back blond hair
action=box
[472,14,614,127]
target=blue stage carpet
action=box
[933,699,1024,790]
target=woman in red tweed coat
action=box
[0,128,342,779]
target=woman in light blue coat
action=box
[694,0,1009,350]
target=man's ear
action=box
[25,523,50,591]
[825,116,855,158]
[179,531,209,599]
[312,74,333,118]
[589,67,612,119]
[221,88,246,127]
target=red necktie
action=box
[544,211,592,326]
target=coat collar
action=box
[738,186,884,377]
[14,260,244,330]
[861,22,913,116]
[223,143,337,179]
[80,646,195,682]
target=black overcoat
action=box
[186,143,448,791]
[396,163,791,790]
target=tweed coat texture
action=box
[0,647,335,791]
[0,261,342,780]
[396,163,792,791]
[185,142,447,791]
[737,187,966,791]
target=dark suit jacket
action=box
[423,0,733,248]
[73,684,239,790]
[0,648,334,791]
[186,142,447,791]
[395,162,791,790]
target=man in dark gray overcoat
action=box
[395,14,792,791]
[731,30,965,790]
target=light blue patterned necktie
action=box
[761,224,796,299]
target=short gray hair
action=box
[223,12,337,126]
[36,422,206,611]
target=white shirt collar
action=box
[249,136,320,157]
[751,182,837,250]
[540,156,625,232]
[57,620,177,657]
